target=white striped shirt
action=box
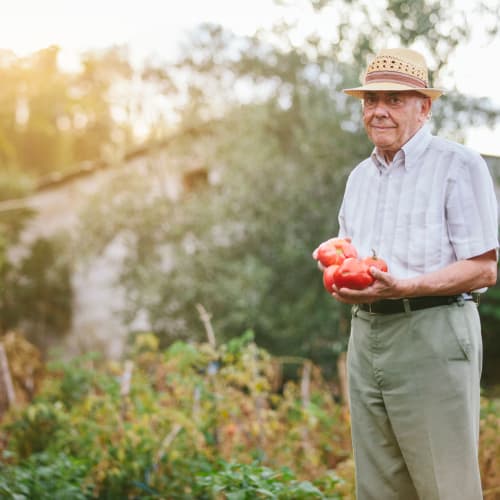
[338,125,499,280]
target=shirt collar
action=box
[371,124,432,172]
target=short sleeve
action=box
[446,153,499,260]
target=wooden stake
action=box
[196,303,216,347]
[120,360,134,397]
[301,360,312,408]
[300,360,312,455]
[120,360,134,419]
[0,343,16,407]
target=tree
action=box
[62,0,500,378]
[0,46,134,183]
[0,209,72,348]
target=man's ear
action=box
[419,97,432,122]
[424,97,432,114]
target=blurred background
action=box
[1,0,500,385]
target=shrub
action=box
[0,451,92,499]
[0,332,497,498]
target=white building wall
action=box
[1,151,184,359]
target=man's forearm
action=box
[397,250,498,298]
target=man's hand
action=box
[331,267,401,304]
[331,249,498,304]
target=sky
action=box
[1,0,500,155]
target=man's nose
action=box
[373,101,389,117]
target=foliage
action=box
[478,277,500,387]
[2,0,500,375]
[195,461,344,499]
[0,332,44,414]
[78,103,356,373]
[1,332,499,498]
[5,401,71,458]
[479,397,500,496]
[71,0,500,377]
[0,451,91,500]
[167,1,500,139]
[0,168,34,202]
[0,236,73,347]
[0,45,134,182]
[0,333,354,499]
[0,0,498,194]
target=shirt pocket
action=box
[394,210,443,273]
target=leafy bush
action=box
[0,332,498,499]
[195,461,344,499]
[0,451,91,499]
[480,397,500,496]
[4,401,71,458]
[0,235,73,348]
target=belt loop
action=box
[456,295,465,307]
[403,298,411,313]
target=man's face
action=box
[362,91,431,161]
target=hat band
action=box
[365,71,427,89]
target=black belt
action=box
[358,294,477,315]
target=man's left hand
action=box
[331,267,401,304]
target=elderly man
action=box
[330,48,498,500]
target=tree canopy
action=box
[2,0,500,383]
[72,0,500,380]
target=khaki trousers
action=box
[347,301,483,500]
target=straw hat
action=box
[343,48,444,100]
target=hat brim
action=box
[343,82,443,100]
